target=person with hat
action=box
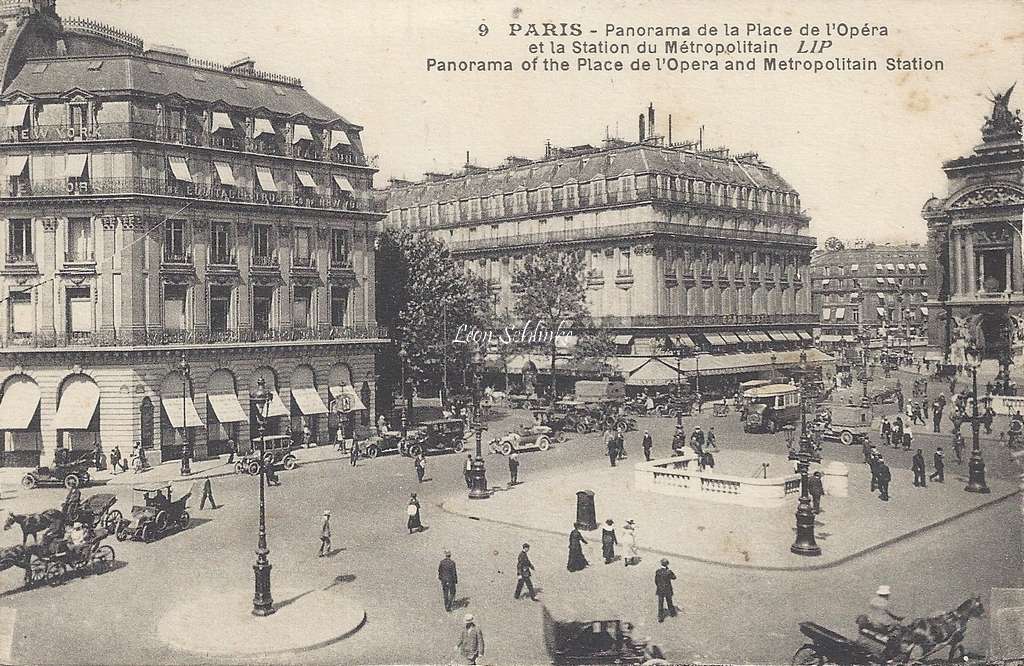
[807,471,825,514]
[857,585,904,639]
[407,493,422,534]
[911,449,927,487]
[876,457,891,501]
[868,447,881,492]
[414,452,427,483]
[606,433,619,467]
[567,524,588,572]
[623,519,640,567]
[456,613,485,665]
[601,519,618,564]
[199,477,217,510]
[438,549,458,611]
[514,543,537,600]
[952,431,965,464]
[929,447,945,482]
[642,430,653,461]
[318,510,331,557]
[654,558,677,623]
[508,451,520,486]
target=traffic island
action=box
[157,587,366,658]
[441,449,1019,570]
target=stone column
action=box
[38,217,59,336]
[1014,230,1024,294]
[316,225,330,326]
[98,215,119,334]
[1005,248,1012,293]
[351,229,365,325]
[236,221,252,332]
[966,231,977,294]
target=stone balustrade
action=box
[634,452,802,508]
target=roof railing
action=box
[184,57,302,87]
[63,16,144,51]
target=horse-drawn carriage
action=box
[66,492,122,532]
[0,525,116,589]
[115,483,193,543]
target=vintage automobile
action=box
[401,419,467,457]
[812,404,872,445]
[489,423,554,455]
[234,434,298,475]
[542,606,650,665]
[21,451,93,490]
[743,383,802,434]
[115,483,194,543]
[530,408,571,442]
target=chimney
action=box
[648,103,655,137]
[639,114,645,142]
[466,150,470,166]
[668,114,672,146]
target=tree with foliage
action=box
[375,229,494,410]
[572,328,619,378]
[511,251,589,404]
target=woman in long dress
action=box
[601,519,617,564]
[567,524,588,571]
[406,493,422,533]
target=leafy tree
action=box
[573,328,618,378]
[375,229,493,409]
[511,251,589,404]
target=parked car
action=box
[401,419,468,457]
[489,423,554,455]
[21,451,93,490]
[234,434,298,475]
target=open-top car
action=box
[115,483,194,543]
[489,422,554,455]
[21,451,93,490]
[401,419,467,457]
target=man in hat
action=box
[808,471,825,514]
[869,447,881,492]
[318,510,331,557]
[508,451,520,486]
[929,447,945,482]
[876,457,891,501]
[601,519,617,564]
[880,416,891,447]
[514,543,536,601]
[464,454,474,487]
[911,449,927,487]
[642,430,653,461]
[456,614,485,665]
[607,434,618,467]
[438,549,458,612]
[654,558,677,623]
[199,477,217,510]
[952,431,965,464]
[858,585,904,638]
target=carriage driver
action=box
[857,585,905,650]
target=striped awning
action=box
[719,333,741,344]
[162,396,203,429]
[291,387,328,415]
[674,334,696,348]
[0,377,40,430]
[704,333,729,346]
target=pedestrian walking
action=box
[415,452,427,483]
[902,424,913,451]
[869,448,881,492]
[226,438,237,464]
[922,398,929,419]
[464,454,474,487]
[877,458,891,501]
[601,519,617,564]
[932,405,943,433]
[266,462,281,486]
[623,519,640,567]
[984,405,995,435]
[407,493,423,533]
[567,524,588,572]
[180,444,192,476]
[456,614,485,665]
[199,478,217,509]
[302,422,313,448]
[911,449,927,487]
[93,442,104,470]
[808,471,824,513]
[514,543,537,600]
[335,425,346,452]
[642,431,653,461]
[892,417,904,449]
[349,438,360,466]
[929,447,945,482]
[655,558,677,623]
[607,435,618,467]
[700,447,715,470]
[109,445,123,475]
[880,417,891,447]
[508,451,519,486]
[616,430,626,460]
[953,432,965,464]
[438,549,458,611]
[862,438,873,464]
[911,401,923,425]
[706,427,718,451]
[318,510,331,557]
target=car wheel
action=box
[178,511,190,529]
[115,526,130,542]
[63,474,80,490]
[141,525,153,542]
[247,460,260,475]
[366,445,379,459]
[407,444,422,457]
[575,422,588,434]
[21,475,36,489]
[453,438,466,453]
[234,461,245,474]
[500,441,513,456]
[839,430,854,445]
[537,436,551,451]
[154,511,168,533]
[556,431,568,443]
[262,452,275,467]
[282,455,297,471]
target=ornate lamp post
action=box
[178,354,191,452]
[251,376,275,616]
[398,343,409,438]
[468,346,490,499]
[788,426,822,556]
[964,344,991,494]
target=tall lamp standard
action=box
[467,345,490,500]
[251,376,275,616]
[964,343,991,494]
[788,411,822,556]
[398,343,409,438]
[178,354,190,454]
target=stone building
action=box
[0,0,385,466]
[923,86,1024,364]
[384,106,826,390]
[810,243,929,358]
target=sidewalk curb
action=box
[438,487,1020,572]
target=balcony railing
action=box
[162,251,192,265]
[587,313,817,328]
[64,250,95,263]
[292,255,316,268]
[209,251,235,267]
[0,121,369,167]
[0,324,389,350]
[2,177,382,212]
[251,253,280,268]
[330,257,353,269]
[5,252,35,265]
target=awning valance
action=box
[212,111,235,132]
[0,377,40,430]
[612,335,634,345]
[4,104,29,127]
[255,166,278,192]
[54,379,99,430]
[625,359,684,386]
[65,153,89,178]
[295,170,317,188]
[292,123,314,144]
[162,396,203,428]
[4,154,28,176]
[329,384,366,412]
[208,392,247,423]
[254,117,276,137]
[291,387,328,415]
[214,161,236,186]
[332,175,354,192]
[167,156,193,182]
[330,129,351,148]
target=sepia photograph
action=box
[0,0,1021,663]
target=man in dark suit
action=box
[655,558,677,622]
[911,449,927,487]
[642,431,653,461]
[877,458,891,501]
[929,447,945,482]
[514,543,537,601]
[438,550,458,612]
[807,471,825,513]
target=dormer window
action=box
[69,102,88,131]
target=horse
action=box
[895,596,985,661]
[3,510,63,545]
[0,544,35,586]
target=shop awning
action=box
[674,334,696,348]
[877,307,887,317]
[295,170,317,188]
[887,278,897,285]
[720,332,741,344]
[65,153,89,178]
[920,307,929,315]
[766,331,786,341]
[332,175,354,192]
[876,292,885,300]
[849,292,859,300]
[212,111,235,132]
[208,393,247,424]
[796,330,813,340]
[625,358,684,386]
[254,117,276,137]
[291,387,328,415]
[782,331,801,341]
[4,154,28,176]
[897,263,906,271]
[292,123,314,144]
[329,384,366,412]
[920,292,928,299]
[819,335,841,343]
[610,356,651,376]
[613,335,634,345]
[841,335,857,343]
[885,264,895,271]
[850,264,859,271]
[835,307,846,320]
[330,129,351,148]
[735,332,755,343]
[53,380,99,430]
[4,104,29,127]
[255,167,278,192]
[704,333,729,346]
[0,378,40,430]
[749,332,771,342]
[162,396,203,428]
[874,264,883,270]
[167,156,193,182]
[213,161,236,186]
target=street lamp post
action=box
[788,427,822,556]
[467,346,490,500]
[251,376,275,616]
[964,345,991,494]
[398,343,409,438]
[178,354,190,457]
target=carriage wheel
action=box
[790,645,823,665]
[115,526,130,542]
[29,558,47,585]
[537,436,551,451]
[45,561,66,587]
[178,511,190,529]
[91,545,114,574]
[105,510,123,532]
[282,455,297,471]
[63,474,81,490]
[154,511,169,533]
[246,460,260,476]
